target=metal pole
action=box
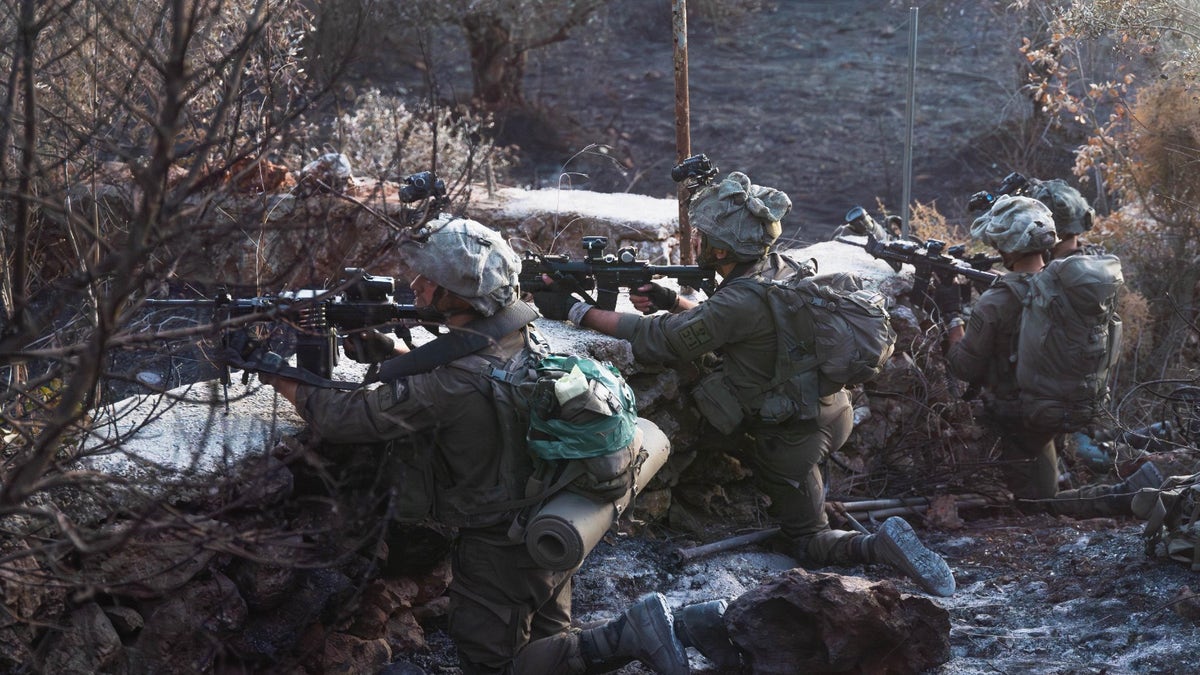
[901,6,918,239]
[673,527,781,564]
[672,0,693,264]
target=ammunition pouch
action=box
[758,369,823,425]
[691,370,746,435]
[385,439,436,523]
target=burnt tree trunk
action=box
[462,13,528,108]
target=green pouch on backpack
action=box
[525,355,638,460]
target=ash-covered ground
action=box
[396,510,1200,674]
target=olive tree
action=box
[383,0,612,108]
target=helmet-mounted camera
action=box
[400,171,447,204]
[671,154,719,192]
[967,171,1030,213]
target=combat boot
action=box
[673,599,741,669]
[578,592,690,674]
[1103,462,1166,514]
[856,516,956,597]
[1116,462,1165,493]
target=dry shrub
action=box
[289,89,515,187]
[1113,81,1200,224]
[1077,77,1200,382]
[906,200,985,253]
[1115,285,1152,375]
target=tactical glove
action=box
[631,282,678,315]
[933,283,964,322]
[209,342,284,383]
[343,329,396,363]
[533,291,579,321]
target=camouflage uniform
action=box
[539,172,954,596]
[946,274,1059,500]
[947,196,1148,515]
[280,215,692,675]
[295,329,586,674]
[612,253,859,564]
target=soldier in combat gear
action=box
[942,196,1160,516]
[259,216,694,674]
[535,171,956,598]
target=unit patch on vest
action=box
[676,317,714,351]
[967,311,985,335]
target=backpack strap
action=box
[994,275,1033,367]
[437,334,586,537]
[466,461,591,516]
[374,301,539,381]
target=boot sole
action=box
[877,517,956,597]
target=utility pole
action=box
[901,6,919,239]
[672,0,693,264]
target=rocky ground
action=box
[388,508,1200,674]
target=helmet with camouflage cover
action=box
[399,214,520,316]
[689,171,792,263]
[970,195,1057,255]
[1027,178,1095,236]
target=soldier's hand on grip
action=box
[933,282,965,322]
[343,329,396,364]
[630,283,678,315]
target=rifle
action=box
[144,267,419,383]
[837,234,1000,313]
[520,236,717,313]
[945,243,1003,273]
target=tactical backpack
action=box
[373,302,643,529]
[1013,254,1124,433]
[459,335,645,518]
[734,271,897,424]
[1137,472,1200,571]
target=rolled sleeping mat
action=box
[525,417,671,571]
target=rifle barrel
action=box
[837,236,998,287]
